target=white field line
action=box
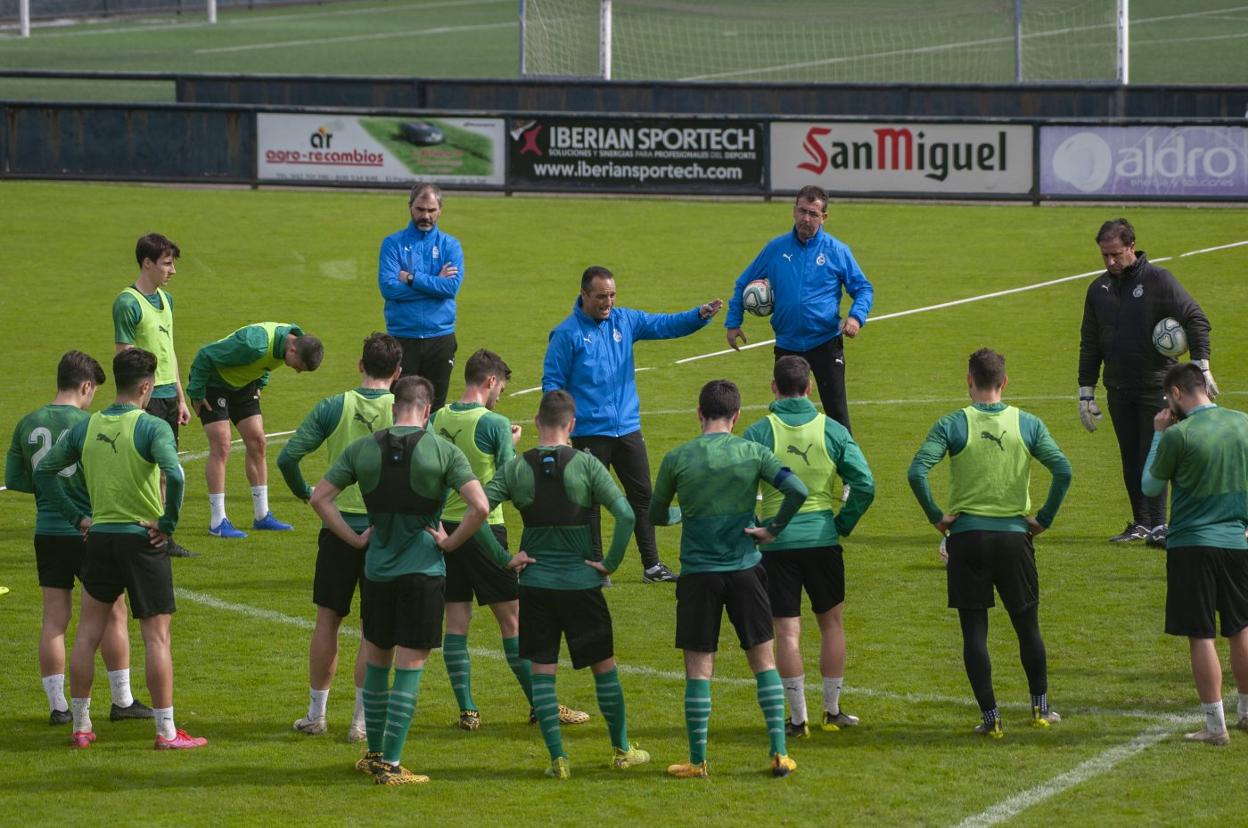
[193,20,513,54]
[172,587,1195,725]
[681,6,1248,81]
[1134,32,1248,46]
[1,0,509,39]
[174,429,295,462]
[953,725,1171,828]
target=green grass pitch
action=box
[1,180,1247,824]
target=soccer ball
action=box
[742,279,773,317]
[1152,317,1188,357]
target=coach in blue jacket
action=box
[543,265,723,583]
[726,185,874,435]
[377,182,464,411]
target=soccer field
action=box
[1,180,1247,824]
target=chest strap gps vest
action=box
[519,446,591,527]
[361,429,444,516]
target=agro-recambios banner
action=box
[507,117,765,192]
[257,114,505,186]
[1040,125,1248,198]
[770,122,1033,195]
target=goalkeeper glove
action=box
[1196,359,1219,398]
[1078,386,1103,433]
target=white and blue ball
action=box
[1152,317,1188,357]
[742,279,773,317]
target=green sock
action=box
[684,679,712,765]
[363,663,391,754]
[756,669,787,757]
[530,673,565,761]
[380,667,424,766]
[443,633,475,712]
[593,667,628,751]
[503,636,534,706]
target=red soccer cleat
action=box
[154,728,208,750]
[70,730,96,749]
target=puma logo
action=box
[353,411,380,432]
[782,253,793,262]
[158,325,170,336]
[980,430,1006,451]
[439,427,463,442]
[786,443,812,464]
[95,432,120,453]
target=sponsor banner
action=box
[1040,125,1248,197]
[257,114,504,186]
[770,122,1033,194]
[507,117,765,192]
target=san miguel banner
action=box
[257,114,505,186]
[1040,125,1248,198]
[770,122,1033,195]
[507,117,765,192]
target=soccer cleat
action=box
[355,751,384,775]
[1108,522,1148,543]
[545,756,571,780]
[458,710,481,731]
[1031,707,1062,728]
[1184,728,1230,746]
[346,721,367,743]
[666,760,708,779]
[166,539,199,558]
[973,719,1004,739]
[558,704,590,725]
[612,744,651,769]
[70,730,96,749]
[49,708,72,726]
[209,518,247,539]
[252,512,293,532]
[771,753,797,777]
[821,710,860,731]
[154,728,207,750]
[110,699,155,721]
[373,763,429,785]
[293,715,328,735]
[1145,524,1168,549]
[642,563,677,583]
[785,719,811,739]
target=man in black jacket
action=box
[1077,218,1216,547]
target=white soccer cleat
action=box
[346,720,367,743]
[293,715,327,735]
[1184,728,1229,746]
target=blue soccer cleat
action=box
[209,518,247,539]
[252,512,293,532]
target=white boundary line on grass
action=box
[953,725,1171,828]
[193,20,514,54]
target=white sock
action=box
[1201,700,1227,733]
[71,697,92,733]
[154,706,176,740]
[209,493,226,528]
[107,668,134,709]
[308,688,329,720]
[823,676,844,715]
[42,674,68,713]
[251,485,269,520]
[1239,693,1248,718]
[353,686,365,726]
[781,675,807,725]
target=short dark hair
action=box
[464,348,511,386]
[581,265,614,294]
[968,348,1006,390]
[135,233,180,266]
[1164,362,1207,397]
[1096,218,1135,246]
[113,348,157,394]
[57,350,105,391]
[409,182,442,206]
[795,185,828,211]
[699,379,741,421]
[360,332,402,379]
[536,390,576,429]
[774,355,811,398]
[393,375,434,410]
[294,334,324,372]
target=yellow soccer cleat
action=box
[771,753,797,777]
[1031,707,1062,728]
[355,750,383,775]
[545,756,571,779]
[558,704,590,725]
[373,763,430,786]
[666,760,709,779]
[612,744,651,769]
